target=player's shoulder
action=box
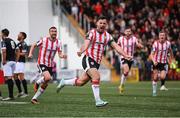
[166,40,171,44]
[88,29,96,35]
[118,35,124,40]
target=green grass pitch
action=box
[0,81,180,117]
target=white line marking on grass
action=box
[107,87,180,90]
[0,101,29,105]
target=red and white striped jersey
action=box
[152,40,171,63]
[37,37,62,67]
[117,36,138,59]
[85,29,114,64]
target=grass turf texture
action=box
[0,81,180,117]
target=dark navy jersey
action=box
[16,41,28,62]
[1,38,16,61]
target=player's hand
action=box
[62,54,67,59]
[28,54,33,58]
[77,51,82,57]
[153,60,158,66]
[124,55,133,61]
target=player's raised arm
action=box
[110,41,132,60]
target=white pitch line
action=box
[0,101,29,105]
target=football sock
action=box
[36,76,45,85]
[152,80,157,93]
[32,87,44,100]
[6,79,14,98]
[91,80,101,102]
[92,84,101,102]
[32,83,47,100]
[22,79,28,94]
[15,79,22,93]
[161,79,165,86]
[120,74,127,85]
[64,78,76,85]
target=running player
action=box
[14,32,29,98]
[1,28,16,100]
[28,26,67,104]
[56,16,132,107]
[150,31,174,96]
[117,27,144,94]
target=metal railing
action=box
[52,0,84,47]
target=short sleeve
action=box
[107,35,115,46]
[85,30,93,41]
[151,42,157,52]
[1,41,6,49]
[36,39,43,47]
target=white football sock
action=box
[32,87,45,100]
[120,74,127,85]
[36,76,45,85]
[152,81,157,93]
[64,78,76,86]
[91,84,101,102]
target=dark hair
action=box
[125,26,131,30]
[49,26,57,31]
[97,15,107,21]
[1,28,9,37]
[20,32,27,39]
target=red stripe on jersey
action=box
[91,30,96,59]
[127,38,129,55]
[38,45,42,64]
[131,38,134,56]
[48,40,54,67]
[122,36,125,50]
[104,32,107,46]
[96,33,102,62]
[86,32,93,56]
[155,42,159,62]
[163,42,167,63]
[43,38,49,64]
[159,43,164,63]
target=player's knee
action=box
[91,79,100,85]
[123,72,129,76]
[44,75,51,82]
[41,83,48,90]
[77,80,85,86]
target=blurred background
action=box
[0,0,179,84]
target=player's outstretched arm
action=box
[111,41,132,60]
[77,40,90,57]
[28,43,37,58]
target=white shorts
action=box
[3,61,16,76]
[14,62,25,74]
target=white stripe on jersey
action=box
[117,36,138,59]
[152,41,170,63]
[37,37,62,67]
[85,29,112,64]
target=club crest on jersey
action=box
[42,67,45,70]
[91,62,94,65]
